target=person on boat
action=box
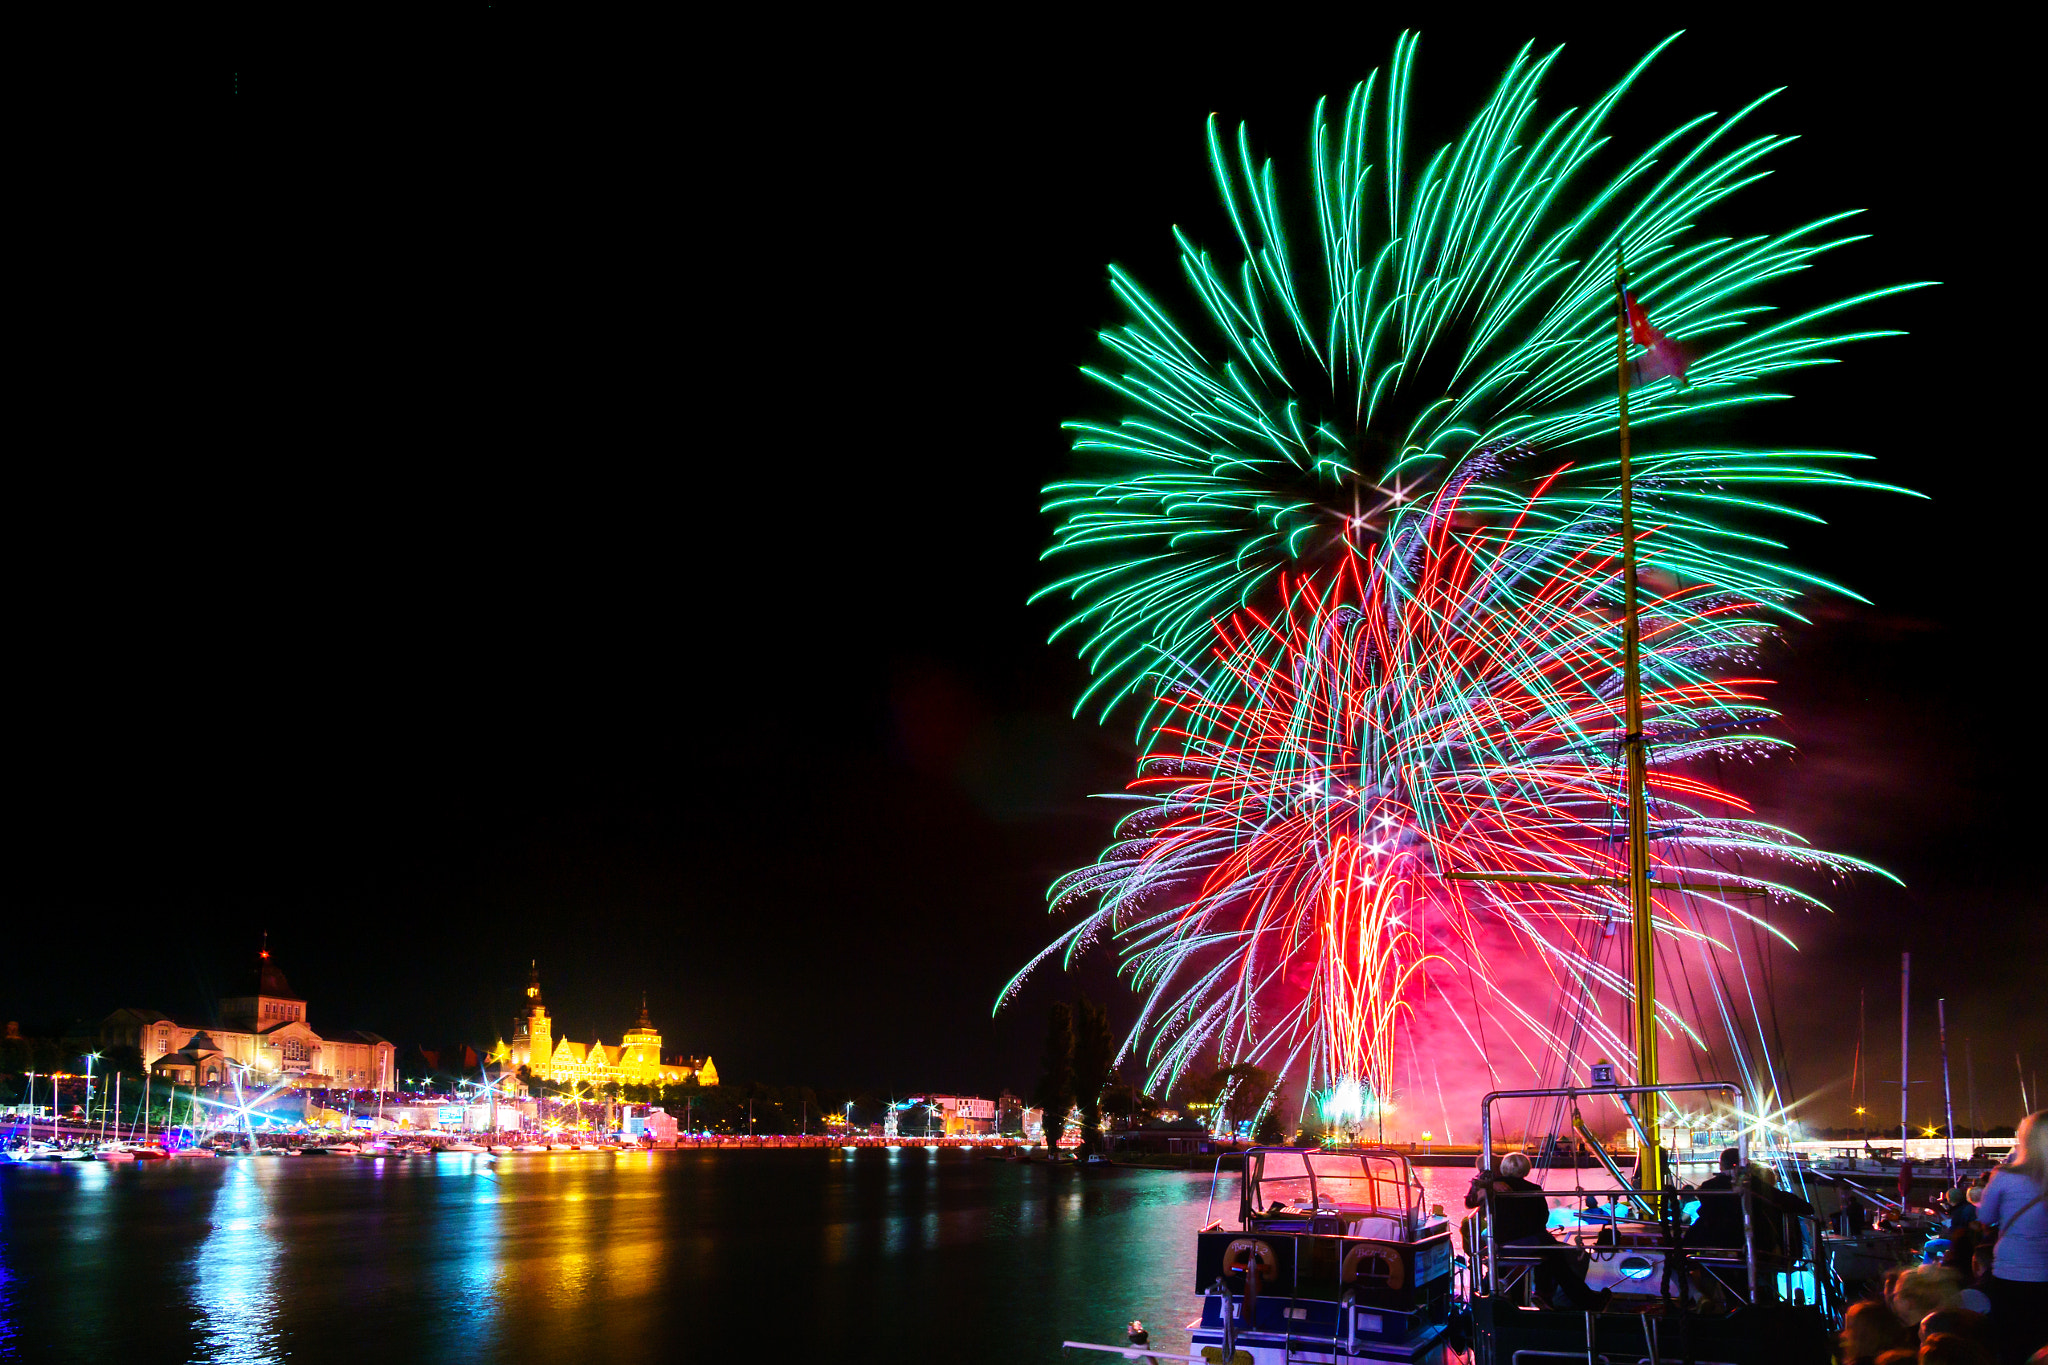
[1753,1165,1816,1263]
[1465,1152,1611,1312]
[1844,1190,1873,1235]
[1685,1148,1745,1248]
[1975,1110,2048,1365]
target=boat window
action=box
[1254,1149,1316,1208]
[1307,1151,1406,1211]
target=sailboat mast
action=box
[1900,953,1911,1151]
[1938,998,1955,1181]
[1854,989,1866,1131]
[1614,250,1662,1192]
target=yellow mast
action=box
[1614,249,1662,1192]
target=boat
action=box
[1464,1080,1839,1365]
[95,1143,138,1162]
[54,1145,94,1161]
[130,1146,170,1160]
[515,1142,548,1153]
[441,1139,489,1153]
[168,1145,219,1159]
[1176,1146,1452,1364]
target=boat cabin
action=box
[1191,1147,1454,1364]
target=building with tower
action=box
[102,941,395,1090]
[498,963,715,1089]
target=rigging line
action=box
[1539,904,1606,1167]
[1754,876,1796,1108]
[1712,842,1788,1115]
[1683,885,1756,1125]
[1723,894,1793,1172]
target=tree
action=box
[1032,1002,1074,1152]
[1254,1091,1289,1144]
[1101,1083,1161,1129]
[1072,999,1116,1154]
[1181,1063,1279,1135]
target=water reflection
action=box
[5,1150,1234,1363]
[191,1159,282,1364]
[0,1178,15,1357]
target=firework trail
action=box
[1005,34,1923,1129]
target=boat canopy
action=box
[1243,1147,1421,1223]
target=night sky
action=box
[6,21,2038,1129]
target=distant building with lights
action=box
[498,963,715,1089]
[102,945,394,1090]
[914,1094,997,1136]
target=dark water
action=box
[0,1151,1502,1363]
[1,1149,1237,1363]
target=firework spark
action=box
[1007,34,1923,1128]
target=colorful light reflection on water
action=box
[0,1150,1259,1363]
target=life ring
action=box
[1221,1238,1279,1283]
[1342,1243,1405,1291]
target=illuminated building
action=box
[912,1094,997,1136]
[103,945,394,1089]
[498,963,715,1089]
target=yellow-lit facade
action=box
[498,964,715,1090]
[105,949,394,1090]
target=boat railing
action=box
[1471,1181,1832,1317]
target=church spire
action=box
[636,991,652,1030]
[526,960,544,1008]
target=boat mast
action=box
[1938,998,1955,1181]
[1614,250,1662,1192]
[1900,953,1910,1152]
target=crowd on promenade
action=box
[1838,1109,2047,1365]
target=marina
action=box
[3,22,2040,1365]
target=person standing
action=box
[1975,1111,2048,1365]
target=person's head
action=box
[1919,1332,1994,1365]
[1719,1147,1740,1171]
[1842,1300,1914,1361]
[1875,1350,1918,1365]
[1500,1153,1532,1179]
[1970,1244,1992,1279]
[1889,1263,1962,1327]
[1918,1310,1989,1346]
[1753,1163,1779,1189]
[2012,1110,2046,1175]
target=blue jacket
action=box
[1978,1167,2048,1282]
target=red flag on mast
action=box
[1623,289,1688,388]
